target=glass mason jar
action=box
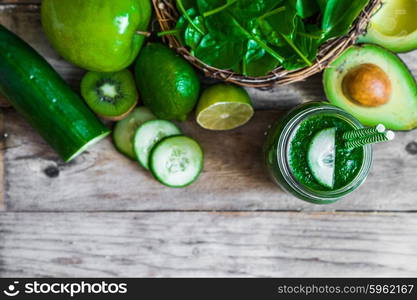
[263,102,373,204]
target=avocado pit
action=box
[342,63,391,107]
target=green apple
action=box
[41,0,151,72]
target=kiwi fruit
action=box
[80,69,138,120]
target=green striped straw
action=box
[345,131,395,150]
[343,124,386,141]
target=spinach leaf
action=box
[204,11,247,41]
[245,53,280,77]
[286,18,320,68]
[229,14,284,63]
[261,0,297,36]
[175,8,198,45]
[196,0,226,15]
[176,0,197,11]
[231,62,243,74]
[321,0,369,41]
[177,0,206,35]
[256,1,314,67]
[315,0,327,12]
[203,0,239,17]
[243,40,280,76]
[194,33,244,69]
[232,0,282,19]
[296,0,319,18]
[172,0,365,73]
[260,16,317,70]
[244,40,266,64]
[184,16,206,49]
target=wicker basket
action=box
[153,0,381,87]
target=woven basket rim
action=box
[153,0,381,87]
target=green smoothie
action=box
[288,114,364,191]
[263,102,373,204]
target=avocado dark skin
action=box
[135,43,200,121]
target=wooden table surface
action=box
[1,1,417,277]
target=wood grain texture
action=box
[1,4,417,212]
[3,109,417,212]
[0,96,10,108]
[0,1,40,3]
[1,211,416,277]
[1,1,417,279]
[0,109,4,211]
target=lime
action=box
[135,43,200,121]
[195,84,254,131]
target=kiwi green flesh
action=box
[81,69,138,118]
[96,79,123,103]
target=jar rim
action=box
[277,104,373,202]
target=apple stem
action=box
[136,31,151,37]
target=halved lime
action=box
[195,84,254,131]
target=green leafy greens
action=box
[170,0,369,76]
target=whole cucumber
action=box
[0,25,110,162]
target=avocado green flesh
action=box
[359,0,417,53]
[41,0,151,72]
[324,44,417,131]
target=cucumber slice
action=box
[113,107,156,159]
[150,136,204,188]
[133,120,182,169]
[307,128,336,189]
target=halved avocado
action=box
[359,0,417,53]
[324,44,417,131]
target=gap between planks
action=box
[0,1,40,4]
[2,210,417,214]
[1,211,417,277]
[1,2,417,212]
[0,109,5,211]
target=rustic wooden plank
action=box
[3,110,291,211]
[1,5,417,212]
[1,211,416,277]
[4,109,417,212]
[0,95,10,108]
[0,109,4,211]
[0,5,320,211]
[0,1,40,3]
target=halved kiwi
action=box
[81,69,138,120]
